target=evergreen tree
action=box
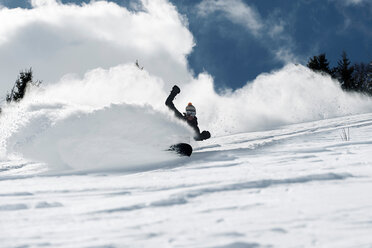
[307,55,321,70]
[307,53,333,76]
[6,68,40,103]
[365,61,372,94]
[352,62,368,92]
[335,51,354,91]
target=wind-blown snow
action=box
[6,103,193,172]
[0,64,195,172]
[182,64,372,135]
[1,62,372,172]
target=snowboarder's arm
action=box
[165,85,184,119]
[194,130,211,141]
[191,118,211,141]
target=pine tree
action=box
[352,62,368,92]
[6,68,40,103]
[365,61,372,94]
[335,51,354,91]
[307,55,321,71]
[307,53,333,76]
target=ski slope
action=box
[1,112,372,248]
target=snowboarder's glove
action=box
[200,131,211,140]
[171,85,181,95]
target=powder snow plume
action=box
[0,64,194,172]
[182,64,372,135]
[1,63,372,172]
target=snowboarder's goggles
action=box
[186,110,196,117]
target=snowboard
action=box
[169,143,193,157]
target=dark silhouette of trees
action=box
[352,62,369,93]
[307,51,372,96]
[335,51,354,91]
[6,68,41,103]
[307,53,333,76]
[363,61,372,94]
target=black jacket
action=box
[165,91,209,141]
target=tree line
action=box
[307,51,372,94]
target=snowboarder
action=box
[165,85,211,141]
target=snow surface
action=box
[1,112,372,247]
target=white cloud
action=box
[0,0,194,96]
[339,0,367,5]
[274,48,300,64]
[197,0,263,36]
[196,0,299,65]
[329,0,371,8]
[268,23,285,38]
[31,0,61,7]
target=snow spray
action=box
[1,63,372,172]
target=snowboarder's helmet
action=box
[186,102,196,117]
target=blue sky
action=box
[174,0,372,88]
[1,0,372,90]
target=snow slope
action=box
[1,112,372,247]
[1,62,372,247]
